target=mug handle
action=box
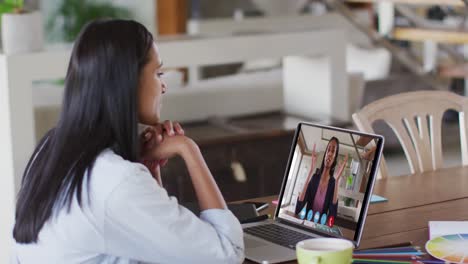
[308,256,320,264]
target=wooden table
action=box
[242,166,468,263]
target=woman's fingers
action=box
[142,128,152,140]
[154,125,164,143]
[142,121,182,163]
[337,154,348,177]
[174,122,184,135]
[141,127,152,142]
[341,154,348,168]
[163,120,175,136]
[141,127,156,150]
[155,120,183,139]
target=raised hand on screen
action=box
[310,143,318,172]
[334,153,349,182]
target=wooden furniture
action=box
[241,165,468,263]
[187,12,373,47]
[352,91,468,178]
[157,0,187,35]
[393,27,468,44]
[345,0,465,6]
[439,63,468,78]
[335,0,468,91]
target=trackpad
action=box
[245,238,296,263]
[245,237,270,249]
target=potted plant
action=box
[47,0,132,43]
[1,0,44,54]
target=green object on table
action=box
[296,238,353,264]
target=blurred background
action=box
[1,0,467,203]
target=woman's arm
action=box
[113,135,243,263]
[362,146,377,161]
[298,144,318,201]
[140,121,185,187]
[141,119,227,210]
[332,153,349,204]
[147,135,226,210]
[333,179,340,204]
[180,138,226,210]
[298,167,314,202]
[104,166,244,264]
[328,197,338,219]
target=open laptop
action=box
[243,122,384,263]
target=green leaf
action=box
[0,3,16,15]
[46,0,133,42]
[2,0,23,9]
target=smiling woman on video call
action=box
[12,20,244,264]
[295,137,348,221]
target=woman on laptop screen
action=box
[295,137,348,224]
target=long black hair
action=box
[316,137,340,179]
[13,19,154,243]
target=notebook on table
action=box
[429,221,468,239]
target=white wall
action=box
[288,153,312,211]
[301,125,324,152]
[0,55,16,264]
[114,0,156,35]
[282,145,301,205]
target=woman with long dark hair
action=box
[295,137,348,222]
[12,20,243,263]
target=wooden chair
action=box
[352,91,468,178]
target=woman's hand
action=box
[149,135,197,161]
[299,143,318,202]
[306,143,318,185]
[361,145,377,161]
[334,153,349,182]
[144,121,226,211]
[140,120,185,179]
[306,143,318,184]
[333,153,348,204]
[310,143,318,172]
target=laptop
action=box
[243,122,384,263]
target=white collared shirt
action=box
[12,149,244,264]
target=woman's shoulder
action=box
[88,148,152,197]
[94,148,146,175]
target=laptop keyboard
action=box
[244,224,313,249]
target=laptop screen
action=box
[276,122,384,244]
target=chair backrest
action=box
[352,91,468,178]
